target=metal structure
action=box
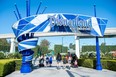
[94,5,102,70]
[11,0,108,73]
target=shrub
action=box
[78,59,85,66]
[82,59,94,68]
[0,59,15,77]
[0,52,5,59]
[7,53,14,59]
[107,60,116,71]
[78,58,116,71]
[13,52,22,59]
[101,60,108,69]
[14,59,22,70]
[7,53,22,59]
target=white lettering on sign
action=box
[49,16,92,31]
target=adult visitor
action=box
[56,53,62,69]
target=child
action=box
[46,55,49,66]
[49,56,52,67]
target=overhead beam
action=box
[0,28,116,39]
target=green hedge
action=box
[0,59,22,77]
[82,59,94,68]
[14,59,22,70]
[107,60,116,71]
[0,60,15,77]
[78,59,85,66]
[78,59,116,71]
[101,60,108,69]
[78,59,95,68]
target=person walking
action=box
[62,55,67,69]
[67,52,72,70]
[46,55,49,67]
[39,55,44,67]
[49,56,53,67]
[56,53,62,69]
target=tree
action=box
[62,46,68,53]
[69,43,73,49]
[40,46,48,55]
[32,45,40,57]
[0,38,10,46]
[39,39,50,55]
[0,52,5,59]
[54,45,62,55]
[101,42,107,54]
[40,39,50,47]
[69,43,75,50]
[0,39,10,52]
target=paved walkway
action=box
[6,60,116,77]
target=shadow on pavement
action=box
[70,70,90,77]
[66,70,75,77]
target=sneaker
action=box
[57,66,59,70]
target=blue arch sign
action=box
[12,13,107,73]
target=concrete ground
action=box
[6,60,116,77]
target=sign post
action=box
[94,5,102,70]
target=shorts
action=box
[57,60,61,63]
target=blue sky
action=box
[0,0,116,49]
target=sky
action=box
[0,0,116,49]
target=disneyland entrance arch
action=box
[12,0,108,73]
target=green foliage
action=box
[0,45,10,52]
[14,59,22,70]
[40,39,50,47]
[7,53,21,59]
[0,52,5,59]
[88,53,95,58]
[107,60,116,71]
[0,39,10,52]
[80,53,89,59]
[82,45,96,52]
[82,59,94,68]
[62,46,68,53]
[0,60,15,77]
[7,53,14,59]
[40,46,48,55]
[0,39,10,46]
[33,45,49,55]
[54,44,68,55]
[82,45,116,53]
[32,45,40,57]
[101,60,108,69]
[13,52,22,59]
[78,59,85,66]
[69,43,75,50]
[54,45,62,55]
[78,59,116,71]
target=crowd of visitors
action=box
[37,52,78,70]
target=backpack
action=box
[57,55,61,61]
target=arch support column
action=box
[10,38,15,53]
[75,36,80,59]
